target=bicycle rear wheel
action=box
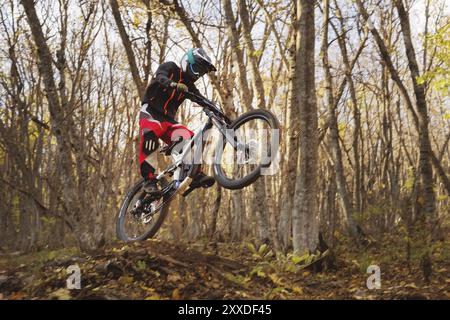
[213,109,280,190]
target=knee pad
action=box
[142,130,160,155]
[143,138,159,155]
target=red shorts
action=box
[139,116,193,180]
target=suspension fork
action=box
[211,116,249,153]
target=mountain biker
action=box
[139,48,216,197]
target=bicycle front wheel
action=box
[213,109,280,190]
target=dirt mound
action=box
[0,240,262,299]
[0,240,448,300]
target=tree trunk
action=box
[278,18,298,251]
[236,0,272,245]
[333,1,362,215]
[320,0,358,238]
[355,0,450,196]
[394,0,437,229]
[222,0,253,108]
[291,0,319,253]
[21,0,100,252]
[109,0,144,98]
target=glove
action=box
[170,82,188,93]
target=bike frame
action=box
[155,94,236,185]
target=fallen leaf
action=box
[353,289,366,300]
[167,273,181,282]
[172,288,181,299]
[292,286,303,294]
[118,276,134,285]
[49,288,71,300]
[10,292,26,300]
[405,283,418,289]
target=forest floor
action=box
[0,236,449,300]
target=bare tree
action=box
[291,0,319,253]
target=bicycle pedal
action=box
[181,186,196,197]
[202,180,215,188]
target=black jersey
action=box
[141,62,202,123]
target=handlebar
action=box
[183,91,231,125]
[184,91,222,116]
[182,91,202,103]
[183,91,209,107]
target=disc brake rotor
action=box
[237,139,259,164]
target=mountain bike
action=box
[116,92,280,242]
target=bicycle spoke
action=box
[219,116,273,180]
[121,186,166,241]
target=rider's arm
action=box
[155,62,177,88]
[186,83,206,106]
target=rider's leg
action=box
[163,123,215,188]
[139,117,169,195]
[162,123,195,162]
[161,123,194,149]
